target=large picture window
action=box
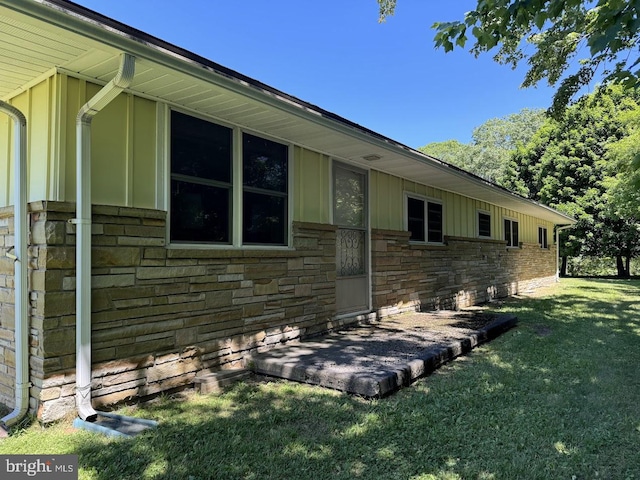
[407,196,443,243]
[504,218,519,247]
[170,111,289,246]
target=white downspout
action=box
[555,224,574,281]
[74,53,135,421]
[0,101,29,428]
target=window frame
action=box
[405,193,444,245]
[503,217,520,248]
[538,226,549,249]
[167,108,293,249]
[477,210,492,239]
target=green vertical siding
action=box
[87,81,157,207]
[131,96,157,209]
[91,85,128,206]
[0,72,560,242]
[368,169,555,245]
[370,170,403,231]
[293,147,330,224]
[0,73,58,207]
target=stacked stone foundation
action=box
[27,202,340,422]
[0,203,558,423]
[0,208,17,409]
[371,229,556,317]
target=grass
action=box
[1,278,639,479]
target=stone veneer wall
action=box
[29,202,338,423]
[371,229,556,317]
[0,203,559,423]
[0,207,17,409]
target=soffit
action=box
[0,0,575,225]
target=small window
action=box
[407,197,425,242]
[407,196,443,243]
[504,218,519,247]
[427,202,443,243]
[538,226,548,249]
[478,212,491,238]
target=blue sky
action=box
[72,0,562,149]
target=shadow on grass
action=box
[70,278,640,480]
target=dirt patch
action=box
[533,324,553,336]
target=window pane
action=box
[504,219,512,246]
[479,213,491,237]
[407,197,425,242]
[243,191,286,245]
[512,221,519,246]
[170,180,230,243]
[334,166,366,228]
[427,202,443,243]
[171,111,232,182]
[243,133,288,192]
[539,227,547,248]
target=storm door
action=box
[333,163,369,314]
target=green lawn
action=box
[1,278,639,479]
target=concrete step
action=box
[194,368,250,395]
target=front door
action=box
[333,163,369,314]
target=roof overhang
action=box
[0,0,576,225]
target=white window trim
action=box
[503,216,520,248]
[538,225,549,249]
[164,107,293,250]
[477,209,492,239]
[404,192,445,245]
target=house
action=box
[0,0,575,424]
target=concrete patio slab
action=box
[248,311,517,398]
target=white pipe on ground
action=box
[0,101,29,428]
[74,53,135,421]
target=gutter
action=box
[556,224,575,281]
[73,52,135,421]
[0,101,30,428]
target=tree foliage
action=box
[503,85,640,276]
[378,0,640,115]
[420,108,545,185]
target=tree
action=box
[420,108,545,185]
[378,0,640,115]
[419,139,478,170]
[503,85,640,276]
